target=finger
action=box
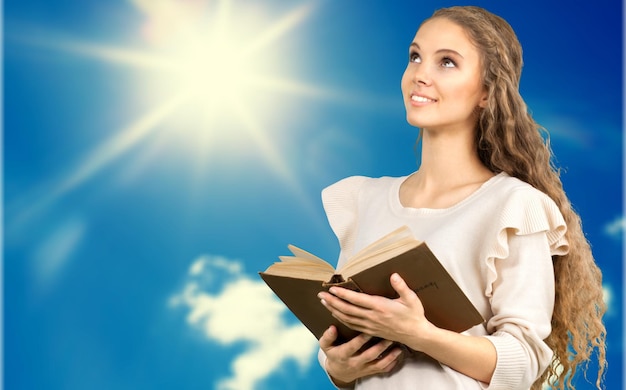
[327,307,371,334]
[361,339,394,362]
[321,292,368,319]
[372,346,403,369]
[328,287,373,309]
[318,291,353,311]
[377,348,403,373]
[319,326,338,351]
[390,273,417,301]
[344,333,374,355]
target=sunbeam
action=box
[8,0,328,224]
[10,93,187,226]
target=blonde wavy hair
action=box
[424,6,607,389]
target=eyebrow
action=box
[409,42,465,59]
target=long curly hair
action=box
[424,6,607,389]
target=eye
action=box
[441,57,456,68]
[409,51,421,63]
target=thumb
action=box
[319,325,338,351]
[390,273,417,301]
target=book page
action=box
[338,226,423,276]
[340,239,421,277]
[263,259,334,281]
[287,244,332,266]
[351,225,414,260]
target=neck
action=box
[399,126,495,209]
[416,127,491,186]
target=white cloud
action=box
[170,255,319,390]
[603,216,624,239]
[187,255,243,277]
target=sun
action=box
[133,2,306,125]
[8,0,325,221]
[172,35,245,105]
[128,1,318,165]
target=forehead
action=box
[412,17,479,57]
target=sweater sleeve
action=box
[321,176,369,267]
[481,188,568,390]
[317,176,368,389]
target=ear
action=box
[478,91,488,108]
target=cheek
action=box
[400,69,412,93]
[453,79,484,106]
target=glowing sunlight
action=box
[9,0,324,224]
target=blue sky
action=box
[3,0,622,389]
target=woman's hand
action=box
[318,273,433,349]
[319,326,404,386]
[320,273,497,384]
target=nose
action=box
[412,64,431,86]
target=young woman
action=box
[316,6,606,390]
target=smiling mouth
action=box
[411,95,437,103]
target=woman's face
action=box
[401,17,487,132]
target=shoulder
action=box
[486,173,568,252]
[322,175,402,192]
[322,175,404,204]
[321,175,406,252]
[490,172,537,193]
[320,176,395,259]
[487,173,557,206]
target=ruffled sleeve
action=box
[321,176,369,267]
[481,185,569,389]
[483,186,568,297]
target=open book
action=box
[260,226,484,344]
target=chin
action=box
[405,116,430,129]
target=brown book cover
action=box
[259,226,484,344]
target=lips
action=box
[411,93,437,103]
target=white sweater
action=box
[317,172,568,390]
